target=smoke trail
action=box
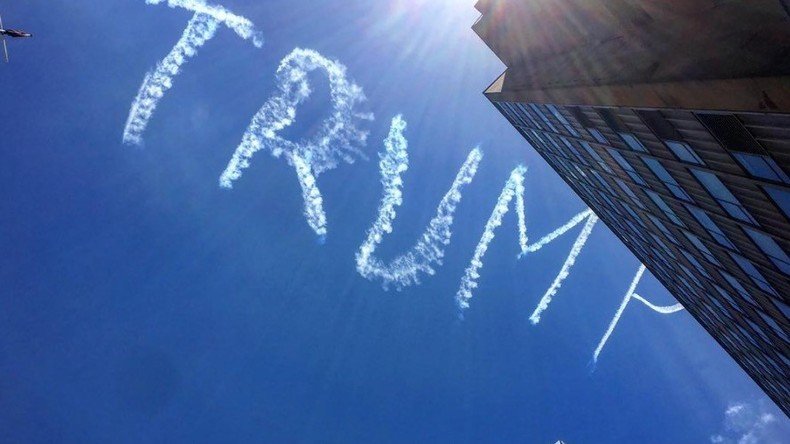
[220,48,372,238]
[528,214,599,324]
[146,0,264,46]
[592,265,684,363]
[123,14,218,145]
[124,1,264,146]
[525,209,593,254]
[291,153,327,241]
[456,166,527,310]
[632,294,684,314]
[356,116,483,288]
[453,165,596,312]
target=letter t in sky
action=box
[123,0,263,145]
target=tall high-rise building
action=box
[473,0,790,414]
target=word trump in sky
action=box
[124,1,685,367]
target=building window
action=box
[529,104,558,133]
[506,102,531,127]
[763,185,790,220]
[626,219,648,243]
[573,165,592,188]
[616,179,645,209]
[517,103,544,129]
[620,201,647,228]
[742,227,790,274]
[567,107,607,143]
[665,140,704,165]
[620,133,649,152]
[682,231,721,266]
[546,104,579,136]
[695,113,763,152]
[744,318,773,347]
[645,190,685,226]
[759,312,789,342]
[714,286,744,314]
[683,250,711,278]
[719,271,759,307]
[588,128,608,144]
[684,205,736,250]
[647,214,677,244]
[642,157,693,202]
[561,138,589,166]
[598,108,649,152]
[691,169,757,224]
[555,135,574,157]
[650,233,676,259]
[608,149,647,186]
[529,129,550,151]
[731,152,790,184]
[775,300,790,320]
[736,324,765,348]
[551,135,568,156]
[495,103,514,123]
[546,134,563,152]
[591,170,616,195]
[707,295,734,320]
[680,263,703,288]
[729,253,778,296]
[580,141,612,173]
[637,110,704,163]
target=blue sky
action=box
[0,1,787,442]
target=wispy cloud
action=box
[220,48,373,238]
[356,116,482,288]
[710,400,789,444]
[528,214,598,324]
[456,165,526,310]
[124,1,263,146]
[592,265,684,364]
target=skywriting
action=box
[122,0,685,366]
[7,0,790,441]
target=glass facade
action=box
[490,100,790,414]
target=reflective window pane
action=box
[763,186,790,219]
[643,157,693,201]
[732,152,790,183]
[729,253,778,296]
[620,132,648,152]
[609,149,647,186]
[645,190,685,227]
[743,227,790,274]
[683,231,721,266]
[616,179,645,209]
[684,205,736,250]
[665,140,704,165]
[692,170,757,224]
[588,128,608,144]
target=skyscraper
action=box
[473,0,790,414]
